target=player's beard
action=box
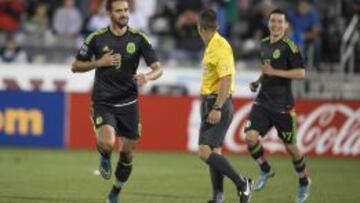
[113,16,128,29]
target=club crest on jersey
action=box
[126,42,136,54]
[96,116,103,125]
[272,49,281,59]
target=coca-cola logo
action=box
[188,100,360,157]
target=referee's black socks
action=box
[206,153,246,191]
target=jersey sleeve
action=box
[216,46,234,77]
[287,46,305,69]
[76,35,96,61]
[139,35,159,66]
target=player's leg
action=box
[208,147,224,203]
[92,105,117,180]
[244,105,274,191]
[97,125,116,180]
[107,137,137,203]
[285,144,311,203]
[106,102,140,203]
[274,111,310,203]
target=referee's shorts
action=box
[198,95,234,148]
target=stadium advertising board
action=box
[0,91,66,148]
[68,94,360,157]
[188,99,360,157]
[0,65,257,97]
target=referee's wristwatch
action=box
[212,104,222,111]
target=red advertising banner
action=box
[68,94,193,151]
[68,94,360,157]
[68,93,96,148]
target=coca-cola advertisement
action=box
[68,94,360,158]
[188,99,360,157]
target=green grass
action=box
[0,148,359,203]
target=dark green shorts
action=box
[244,104,297,144]
[198,96,234,148]
[91,102,141,140]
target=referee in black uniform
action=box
[71,0,162,202]
[244,9,311,203]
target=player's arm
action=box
[261,64,305,80]
[249,75,263,92]
[134,33,163,86]
[134,61,163,87]
[72,50,120,73]
[207,74,231,125]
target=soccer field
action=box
[0,148,359,203]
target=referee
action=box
[197,9,253,203]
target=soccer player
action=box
[71,0,162,203]
[244,9,311,203]
[197,9,253,203]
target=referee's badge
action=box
[126,42,136,54]
[272,49,281,59]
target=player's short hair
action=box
[106,0,128,11]
[269,8,289,22]
[198,9,218,31]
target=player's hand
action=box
[97,50,121,67]
[249,81,259,92]
[261,63,276,76]
[207,109,221,125]
[133,73,148,87]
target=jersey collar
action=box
[108,26,129,38]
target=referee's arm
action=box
[214,74,231,108]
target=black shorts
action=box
[244,104,297,144]
[91,101,141,140]
[198,96,234,148]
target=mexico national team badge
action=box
[272,49,281,59]
[96,116,103,125]
[126,42,136,54]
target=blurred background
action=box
[0,0,359,202]
[0,0,359,98]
